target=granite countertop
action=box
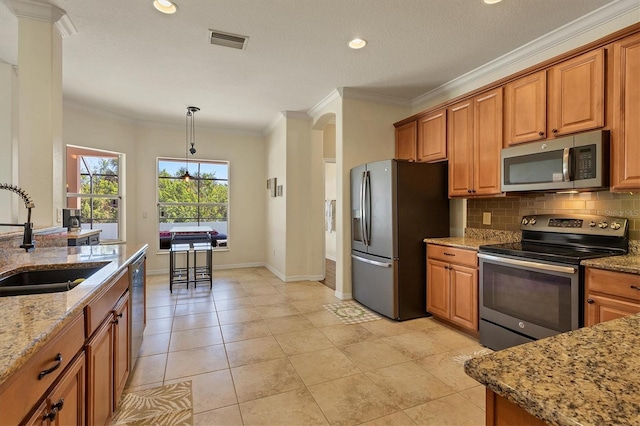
[0,243,147,386]
[66,229,102,239]
[423,237,494,251]
[582,253,640,275]
[465,313,640,426]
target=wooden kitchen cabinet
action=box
[86,316,114,426]
[504,49,604,145]
[24,353,86,426]
[0,313,85,426]
[426,244,478,333]
[417,108,447,162]
[395,120,417,161]
[611,32,640,191]
[113,294,130,408]
[504,70,547,145]
[486,389,546,426]
[547,49,605,137]
[585,267,640,326]
[85,268,130,425]
[448,87,503,197]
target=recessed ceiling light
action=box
[153,0,177,14]
[483,0,502,4]
[348,38,367,49]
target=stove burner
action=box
[479,214,629,264]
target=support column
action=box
[11,0,75,226]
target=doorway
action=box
[320,121,336,290]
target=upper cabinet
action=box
[395,121,417,161]
[611,32,640,191]
[417,108,447,162]
[504,70,547,145]
[547,49,605,137]
[448,87,503,197]
[504,49,605,146]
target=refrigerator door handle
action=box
[363,170,371,246]
[351,254,392,268]
[361,171,369,246]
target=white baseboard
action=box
[334,290,352,300]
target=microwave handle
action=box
[562,147,571,182]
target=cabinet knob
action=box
[631,285,640,291]
[467,189,472,193]
[587,298,594,304]
[538,131,544,137]
[552,129,558,134]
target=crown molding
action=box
[8,0,77,36]
[412,0,640,108]
[263,111,286,136]
[307,89,341,120]
[281,110,310,121]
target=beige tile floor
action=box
[124,267,489,425]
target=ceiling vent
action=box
[209,30,249,50]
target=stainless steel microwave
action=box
[501,130,609,192]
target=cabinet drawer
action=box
[427,244,478,267]
[586,267,640,302]
[0,313,84,426]
[85,269,129,338]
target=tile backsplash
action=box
[467,192,640,240]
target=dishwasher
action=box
[128,253,146,372]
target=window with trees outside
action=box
[66,146,122,242]
[157,158,229,250]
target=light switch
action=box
[56,208,62,223]
[482,211,492,225]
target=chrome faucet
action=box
[0,183,35,252]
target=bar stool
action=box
[169,243,191,292]
[192,241,213,289]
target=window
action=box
[157,158,229,250]
[66,146,123,242]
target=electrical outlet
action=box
[482,211,492,225]
[56,208,62,223]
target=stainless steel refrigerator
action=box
[351,159,449,320]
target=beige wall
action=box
[265,115,288,276]
[324,162,337,261]
[0,63,18,227]
[323,123,336,159]
[64,106,266,274]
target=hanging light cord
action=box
[183,106,200,181]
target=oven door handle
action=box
[478,253,577,274]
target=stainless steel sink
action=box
[0,264,108,297]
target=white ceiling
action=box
[0,0,633,133]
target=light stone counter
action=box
[465,313,640,426]
[423,237,492,251]
[581,253,640,275]
[0,243,147,386]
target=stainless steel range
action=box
[478,214,628,351]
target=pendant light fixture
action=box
[182,106,200,181]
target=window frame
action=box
[65,145,124,243]
[156,157,230,252]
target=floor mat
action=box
[111,381,193,425]
[451,348,493,366]
[323,301,382,324]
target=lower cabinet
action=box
[85,275,131,426]
[426,244,479,332]
[585,267,640,326]
[86,317,115,426]
[486,389,546,426]
[24,353,86,426]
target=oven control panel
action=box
[520,214,628,237]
